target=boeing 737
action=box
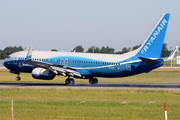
[2,13,174,85]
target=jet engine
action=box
[32,68,56,80]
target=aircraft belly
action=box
[88,66,125,78]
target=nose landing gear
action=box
[16,74,21,81]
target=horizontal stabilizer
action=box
[164,57,180,62]
[138,57,160,64]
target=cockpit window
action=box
[7,56,11,59]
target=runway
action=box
[0,82,180,88]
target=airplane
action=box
[166,46,178,60]
[2,13,173,85]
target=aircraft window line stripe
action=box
[72,60,143,69]
[71,64,119,69]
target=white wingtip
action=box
[26,45,33,60]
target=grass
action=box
[1,70,180,84]
[0,70,180,119]
[0,89,180,120]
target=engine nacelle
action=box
[32,68,56,80]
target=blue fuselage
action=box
[3,52,163,79]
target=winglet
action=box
[25,45,33,60]
[167,46,178,59]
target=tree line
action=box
[0,43,174,59]
[0,46,24,59]
[72,43,172,57]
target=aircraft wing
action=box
[25,46,82,77]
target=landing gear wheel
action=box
[89,78,98,84]
[16,77,21,81]
[65,78,75,85]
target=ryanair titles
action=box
[141,19,168,54]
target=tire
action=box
[16,77,21,81]
[70,78,75,85]
[65,78,75,85]
[89,78,98,84]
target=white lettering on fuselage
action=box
[141,19,167,54]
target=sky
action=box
[0,0,180,52]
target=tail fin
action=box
[136,13,170,58]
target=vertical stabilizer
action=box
[136,13,170,58]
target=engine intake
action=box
[32,68,56,80]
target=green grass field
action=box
[0,70,180,119]
[0,89,180,120]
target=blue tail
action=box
[136,13,170,58]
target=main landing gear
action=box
[89,78,98,85]
[65,77,98,85]
[65,77,75,85]
[16,74,21,81]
